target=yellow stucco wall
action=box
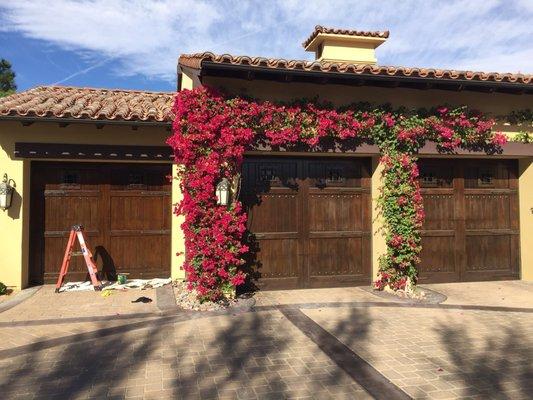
[318,39,379,64]
[519,159,533,280]
[371,157,386,281]
[0,120,187,289]
[0,147,28,289]
[171,163,185,281]
[203,75,532,283]
[204,77,532,116]
[305,33,385,64]
[181,73,194,91]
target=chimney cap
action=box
[303,25,390,50]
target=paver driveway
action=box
[0,281,532,399]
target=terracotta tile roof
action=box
[179,52,532,85]
[302,25,390,48]
[0,86,175,123]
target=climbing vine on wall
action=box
[168,86,506,301]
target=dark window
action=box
[127,173,147,189]
[421,172,438,187]
[419,165,452,188]
[60,171,80,189]
[478,170,494,186]
[326,168,344,183]
[259,167,278,182]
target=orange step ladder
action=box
[55,225,103,293]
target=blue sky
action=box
[1,0,532,93]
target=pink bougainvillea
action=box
[168,86,506,300]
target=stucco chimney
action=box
[303,26,389,64]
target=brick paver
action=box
[1,285,159,322]
[0,282,532,399]
[304,304,533,399]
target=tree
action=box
[0,59,17,98]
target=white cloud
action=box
[0,0,531,83]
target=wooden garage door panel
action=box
[109,195,170,231]
[419,236,457,273]
[418,159,519,283]
[30,162,171,285]
[308,193,364,231]
[242,157,371,290]
[108,235,171,277]
[422,193,455,231]
[465,234,513,272]
[308,237,364,276]
[44,195,102,232]
[255,239,300,278]
[247,193,299,233]
[465,194,511,229]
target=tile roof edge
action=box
[0,114,172,125]
[302,25,390,49]
[178,52,532,84]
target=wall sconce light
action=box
[216,178,231,206]
[0,174,15,211]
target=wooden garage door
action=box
[241,157,371,290]
[29,162,171,284]
[418,159,520,283]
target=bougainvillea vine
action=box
[168,86,506,300]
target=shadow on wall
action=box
[0,307,373,398]
[93,246,117,281]
[7,186,21,220]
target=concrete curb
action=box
[155,284,178,312]
[0,286,42,314]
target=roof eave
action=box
[200,61,533,94]
[304,33,387,52]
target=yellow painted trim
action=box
[371,157,386,281]
[519,158,533,280]
[172,72,194,280]
[181,73,194,91]
[171,164,185,281]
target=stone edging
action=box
[361,286,448,304]
[0,286,42,314]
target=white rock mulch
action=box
[173,281,237,311]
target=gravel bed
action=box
[364,285,447,304]
[173,281,237,311]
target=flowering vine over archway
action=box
[168,86,506,301]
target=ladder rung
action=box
[56,226,102,293]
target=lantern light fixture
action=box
[0,173,15,211]
[216,178,231,206]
